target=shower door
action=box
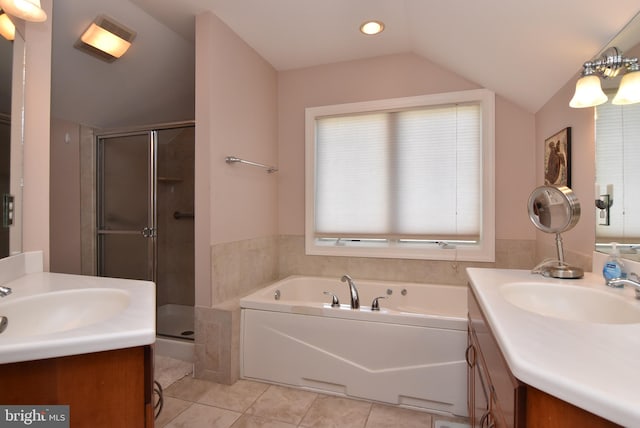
[97,125,195,340]
[97,131,157,282]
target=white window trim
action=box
[304,89,495,262]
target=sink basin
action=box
[500,282,640,324]
[0,288,131,338]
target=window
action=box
[595,96,640,243]
[305,89,495,261]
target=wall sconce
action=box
[0,9,15,40]
[570,47,640,108]
[0,0,46,23]
[595,184,613,226]
[75,15,136,63]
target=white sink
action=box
[500,282,640,324]
[0,288,131,338]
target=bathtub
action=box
[240,275,468,417]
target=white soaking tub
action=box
[240,275,468,417]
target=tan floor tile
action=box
[431,416,471,428]
[155,355,193,389]
[164,376,212,402]
[164,403,241,428]
[155,396,192,428]
[198,379,270,412]
[365,404,433,428]
[300,395,371,428]
[230,414,298,428]
[246,385,318,425]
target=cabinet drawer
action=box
[469,288,524,427]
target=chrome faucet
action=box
[0,286,11,297]
[606,273,640,299]
[341,274,360,309]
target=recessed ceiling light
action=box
[360,20,384,36]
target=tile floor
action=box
[154,356,469,428]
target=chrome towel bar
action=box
[225,156,278,173]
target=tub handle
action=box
[371,296,387,311]
[323,291,340,307]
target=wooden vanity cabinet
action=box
[0,345,155,428]
[467,287,621,428]
[467,287,525,427]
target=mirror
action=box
[0,24,25,259]
[594,12,640,261]
[529,186,584,278]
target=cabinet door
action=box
[468,329,491,428]
[469,287,525,428]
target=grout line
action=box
[296,392,319,428]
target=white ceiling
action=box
[49,0,640,128]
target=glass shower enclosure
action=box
[96,123,195,340]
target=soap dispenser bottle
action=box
[603,242,626,281]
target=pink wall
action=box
[49,118,81,274]
[22,0,52,270]
[199,13,278,245]
[195,12,278,305]
[535,76,594,262]
[277,53,536,242]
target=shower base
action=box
[157,303,194,340]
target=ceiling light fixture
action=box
[0,0,46,23]
[360,20,384,36]
[0,10,15,41]
[570,47,640,108]
[75,15,136,63]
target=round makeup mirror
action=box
[528,186,583,278]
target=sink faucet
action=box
[0,286,11,297]
[606,273,640,299]
[341,275,360,309]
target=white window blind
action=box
[305,90,495,261]
[596,98,640,241]
[315,104,480,240]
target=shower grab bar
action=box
[173,211,194,220]
[225,156,278,173]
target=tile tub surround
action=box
[194,302,241,385]
[278,235,537,285]
[157,375,470,428]
[197,235,537,385]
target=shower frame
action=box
[95,121,195,339]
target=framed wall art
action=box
[544,127,571,187]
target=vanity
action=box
[0,251,156,427]
[466,267,640,427]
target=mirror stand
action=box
[547,232,584,279]
[528,185,584,279]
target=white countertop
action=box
[466,268,640,427]
[0,253,155,364]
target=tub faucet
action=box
[606,273,640,299]
[0,286,11,297]
[341,275,360,309]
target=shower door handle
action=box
[141,227,156,238]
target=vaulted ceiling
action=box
[49,0,640,129]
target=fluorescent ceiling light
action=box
[81,23,131,58]
[75,15,136,63]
